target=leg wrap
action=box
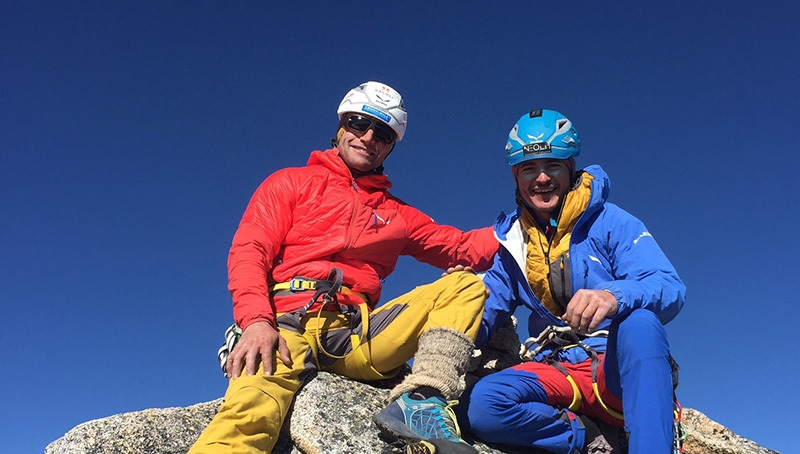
[390,327,474,402]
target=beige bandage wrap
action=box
[389,327,474,402]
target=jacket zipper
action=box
[343,179,359,250]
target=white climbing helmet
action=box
[337,81,407,141]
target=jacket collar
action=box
[494,164,611,243]
[308,148,393,191]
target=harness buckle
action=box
[289,277,313,291]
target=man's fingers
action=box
[564,294,587,330]
[565,289,618,334]
[587,305,611,332]
[226,354,237,379]
[228,350,244,380]
[245,348,262,376]
[441,265,476,277]
[260,347,274,376]
[578,308,596,333]
[277,337,293,368]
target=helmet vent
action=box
[555,118,571,135]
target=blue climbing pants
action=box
[462,310,674,454]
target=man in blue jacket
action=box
[460,110,685,454]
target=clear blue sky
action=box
[2,2,798,453]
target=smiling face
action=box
[513,158,572,222]
[337,126,393,173]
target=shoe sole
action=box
[373,413,478,454]
[373,411,425,443]
[409,438,479,454]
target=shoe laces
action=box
[409,399,463,441]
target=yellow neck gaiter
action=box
[520,173,594,316]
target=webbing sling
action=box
[524,325,624,421]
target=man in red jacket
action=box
[189,81,499,454]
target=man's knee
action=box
[440,270,485,295]
[463,377,511,439]
[464,369,542,432]
[425,271,486,330]
[616,309,667,348]
[611,309,670,373]
[191,385,285,453]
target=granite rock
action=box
[46,320,778,454]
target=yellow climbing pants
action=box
[188,271,486,453]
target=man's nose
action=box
[360,128,376,143]
[535,170,551,183]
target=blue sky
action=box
[2,2,798,453]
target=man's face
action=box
[337,114,395,173]
[513,158,571,221]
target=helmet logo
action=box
[373,85,396,106]
[523,142,551,155]
[361,105,391,123]
[509,124,543,147]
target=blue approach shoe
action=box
[373,393,477,454]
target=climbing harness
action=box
[216,268,392,381]
[522,325,621,420]
[268,273,369,305]
[521,325,685,453]
[521,324,608,361]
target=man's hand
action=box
[442,265,490,298]
[225,320,292,379]
[562,289,619,335]
[441,264,476,277]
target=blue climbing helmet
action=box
[505,109,581,166]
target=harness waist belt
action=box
[270,278,368,303]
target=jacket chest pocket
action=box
[548,251,572,313]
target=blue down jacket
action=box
[475,165,685,362]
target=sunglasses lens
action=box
[372,124,397,144]
[344,115,396,144]
[346,115,373,133]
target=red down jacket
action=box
[228,148,499,330]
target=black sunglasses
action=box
[342,114,397,144]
